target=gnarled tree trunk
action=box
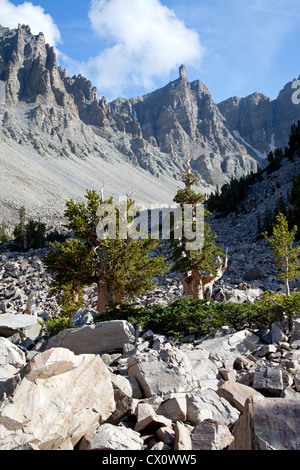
[97,283,109,313]
[182,251,228,300]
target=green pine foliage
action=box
[287,120,300,159]
[170,165,225,299]
[266,148,284,173]
[39,315,74,339]
[206,172,260,217]
[98,292,300,339]
[207,121,300,218]
[263,213,300,311]
[12,206,47,251]
[13,206,26,250]
[288,173,300,239]
[26,219,46,250]
[43,189,170,314]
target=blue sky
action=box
[0,0,299,103]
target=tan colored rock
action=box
[0,348,115,450]
[108,374,134,425]
[217,382,263,413]
[174,421,192,450]
[234,396,300,450]
[151,441,172,450]
[186,389,240,426]
[134,402,157,422]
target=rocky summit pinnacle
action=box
[179,64,187,80]
[0,25,299,221]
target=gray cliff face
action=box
[0,24,299,219]
[218,78,300,157]
[109,72,260,185]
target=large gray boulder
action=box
[253,367,284,397]
[0,337,26,387]
[79,423,144,451]
[186,389,240,426]
[197,329,260,360]
[0,348,115,450]
[234,396,300,450]
[45,320,135,355]
[184,349,221,390]
[127,343,198,398]
[0,314,41,340]
[191,419,234,450]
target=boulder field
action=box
[0,308,300,451]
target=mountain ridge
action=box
[0,24,299,222]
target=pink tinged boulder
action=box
[216,382,263,413]
[186,389,240,426]
[174,421,192,451]
[0,348,115,450]
[234,396,300,450]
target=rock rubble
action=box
[0,303,300,450]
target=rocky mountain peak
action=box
[0,25,299,221]
[179,64,187,81]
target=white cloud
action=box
[84,0,204,99]
[0,0,61,47]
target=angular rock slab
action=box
[217,382,263,413]
[197,329,260,360]
[45,320,135,355]
[128,344,198,398]
[253,367,284,397]
[186,389,240,426]
[174,421,192,451]
[79,423,144,451]
[0,337,26,387]
[0,314,41,340]
[191,419,234,450]
[0,348,115,450]
[234,396,300,450]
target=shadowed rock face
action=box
[0,24,299,220]
[218,77,300,157]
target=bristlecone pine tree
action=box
[43,190,169,314]
[264,213,300,297]
[171,160,228,300]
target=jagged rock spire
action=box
[179,64,187,80]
